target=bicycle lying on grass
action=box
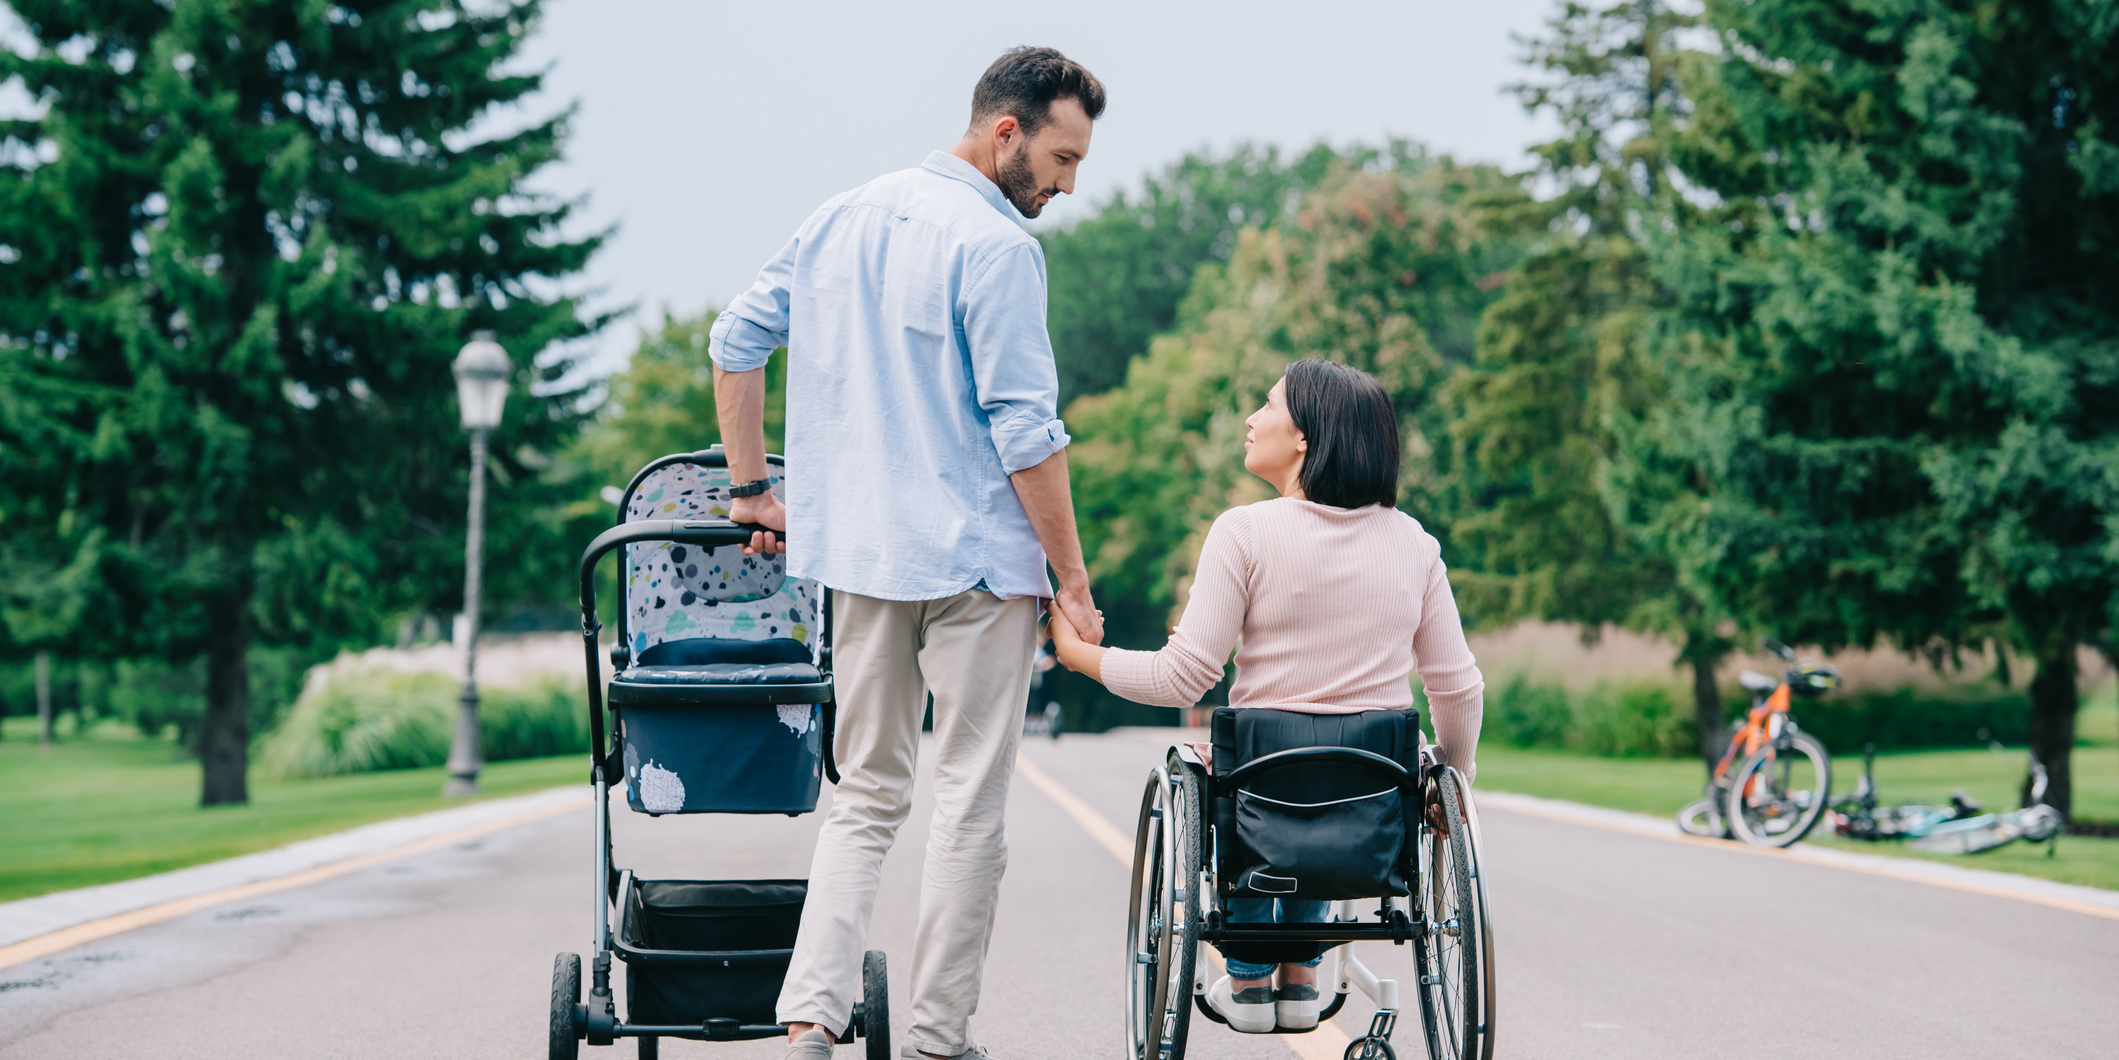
[1831,744,2065,856]
[1676,638,1839,847]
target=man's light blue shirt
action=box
[708,150,1071,602]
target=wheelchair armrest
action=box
[1215,746,1413,796]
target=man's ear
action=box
[991,114,1020,148]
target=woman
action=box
[1047,358,1484,1034]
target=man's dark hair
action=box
[970,46,1107,140]
[1285,358,1400,510]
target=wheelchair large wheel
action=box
[1414,767,1493,1060]
[1126,756,1201,1060]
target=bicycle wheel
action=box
[1726,731,1831,847]
[1126,759,1201,1060]
[1675,790,1728,838]
[1415,768,1489,1060]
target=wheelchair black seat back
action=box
[545,449,891,1060]
[1129,706,1496,1060]
[1211,707,1420,902]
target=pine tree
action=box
[1634,0,2119,814]
[1451,1,1742,768]
[0,1,601,804]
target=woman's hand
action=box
[1046,606,1083,661]
[1044,604,1106,681]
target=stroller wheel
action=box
[549,953,582,1060]
[638,1036,658,1059]
[862,949,892,1060]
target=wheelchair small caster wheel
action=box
[1344,1038,1395,1060]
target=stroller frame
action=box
[1127,714,1497,1060]
[548,450,889,1060]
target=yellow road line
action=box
[1480,791,2119,923]
[0,793,592,972]
[1016,753,1356,1059]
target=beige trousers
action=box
[776,588,1038,1057]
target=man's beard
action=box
[998,143,1052,218]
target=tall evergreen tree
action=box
[0,0,600,804]
[1630,0,2119,814]
[1451,0,1743,769]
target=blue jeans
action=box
[1223,898,1329,981]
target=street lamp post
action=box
[443,332,511,796]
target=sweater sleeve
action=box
[1100,510,1252,708]
[1413,543,1484,783]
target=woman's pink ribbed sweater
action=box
[1098,497,1485,780]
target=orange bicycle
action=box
[1676,639,1839,847]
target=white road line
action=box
[1016,753,1356,1059]
[1476,789,2119,922]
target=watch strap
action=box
[727,477,773,498]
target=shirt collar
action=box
[921,149,1028,228]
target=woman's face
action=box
[1244,377,1307,496]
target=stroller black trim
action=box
[547,449,889,1060]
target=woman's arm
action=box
[1413,548,1485,783]
[1048,510,1252,708]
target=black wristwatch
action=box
[727,478,773,498]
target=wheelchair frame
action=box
[1128,741,1496,1060]
[546,450,890,1060]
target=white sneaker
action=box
[1204,975,1278,1034]
[1275,983,1321,1030]
[785,1027,834,1059]
[904,1044,997,1059]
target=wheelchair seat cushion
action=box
[618,662,822,685]
[1210,706,1419,901]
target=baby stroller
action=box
[547,448,890,1060]
[1128,708,1497,1060]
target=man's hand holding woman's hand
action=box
[1053,581,1102,647]
[730,493,789,556]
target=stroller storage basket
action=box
[618,701,825,815]
[618,878,804,1027]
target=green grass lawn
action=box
[0,716,586,903]
[1473,720,2119,891]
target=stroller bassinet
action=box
[548,448,889,1060]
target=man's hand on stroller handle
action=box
[730,493,788,555]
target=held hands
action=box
[1044,601,1105,673]
[730,493,789,555]
[1053,581,1103,647]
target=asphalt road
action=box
[3,729,2113,1059]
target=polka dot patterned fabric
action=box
[623,460,822,662]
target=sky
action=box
[0,0,1566,374]
[512,0,1564,373]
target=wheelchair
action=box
[547,448,891,1060]
[1128,707,1495,1060]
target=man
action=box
[707,46,1107,1060]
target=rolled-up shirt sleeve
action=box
[708,233,797,372]
[1101,510,1253,708]
[961,242,1069,474]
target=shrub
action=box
[1484,673,1695,758]
[1790,687,2029,752]
[259,670,587,778]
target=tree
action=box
[1039,143,1344,406]
[1449,0,1744,769]
[1630,0,2119,814]
[0,0,601,804]
[1065,150,1524,727]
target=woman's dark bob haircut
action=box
[1284,358,1400,510]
